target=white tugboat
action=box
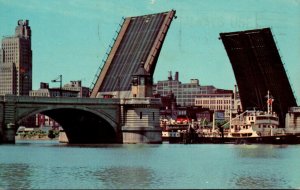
[227,90,283,139]
[195,91,300,144]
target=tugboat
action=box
[196,91,300,144]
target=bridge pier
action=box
[121,98,162,144]
[0,123,16,144]
[1,96,17,144]
[122,127,162,144]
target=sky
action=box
[0,0,299,103]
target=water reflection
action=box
[0,163,32,189]
[1,142,299,189]
[94,166,155,189]
[231,173,291,189]
[234,145,286,159]
[57,143,161,149]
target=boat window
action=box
[242,133,252,137]
[232,133,240,137]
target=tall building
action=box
[195,87,242,119]
[195,91,233,119]
[154,71,218,106]
[0,20,32,95]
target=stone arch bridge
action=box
[0,95,162,144]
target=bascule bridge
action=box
[0,10,176,144]
[219,28,298,127]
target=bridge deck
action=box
[90,10,176,98]
[219,28,297,126]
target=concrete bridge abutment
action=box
[121,98,162,144]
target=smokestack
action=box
[175,72,179,81]
[40,82,49,89]
[234,85,237,100]
[168,71,172,81]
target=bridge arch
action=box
[16,106,120,144]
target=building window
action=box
[140,112,142,119]
[140,77,145,85]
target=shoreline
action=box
[15,135,58,141]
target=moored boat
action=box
[196,91,300,144]
[161,119,188,143]
[162,91,300,144]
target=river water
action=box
[1,140,300,189]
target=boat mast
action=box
[212,112,215,132]
[267,90,273,114]
[229,108,232,130]
[267,90,270,114]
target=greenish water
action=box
[1,140,300,189]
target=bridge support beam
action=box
[1,96,17,144]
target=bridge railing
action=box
[121,97,161,105]
[0,95,162,106]
[0,95,120,105]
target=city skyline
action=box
[0,0,299,103]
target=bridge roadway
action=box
[0,95,162,144]
[0,95,121,144]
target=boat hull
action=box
[162,137,182,143]
[198,134,300,144]
[162,133,300,144]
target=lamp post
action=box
[51,75,62,97]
